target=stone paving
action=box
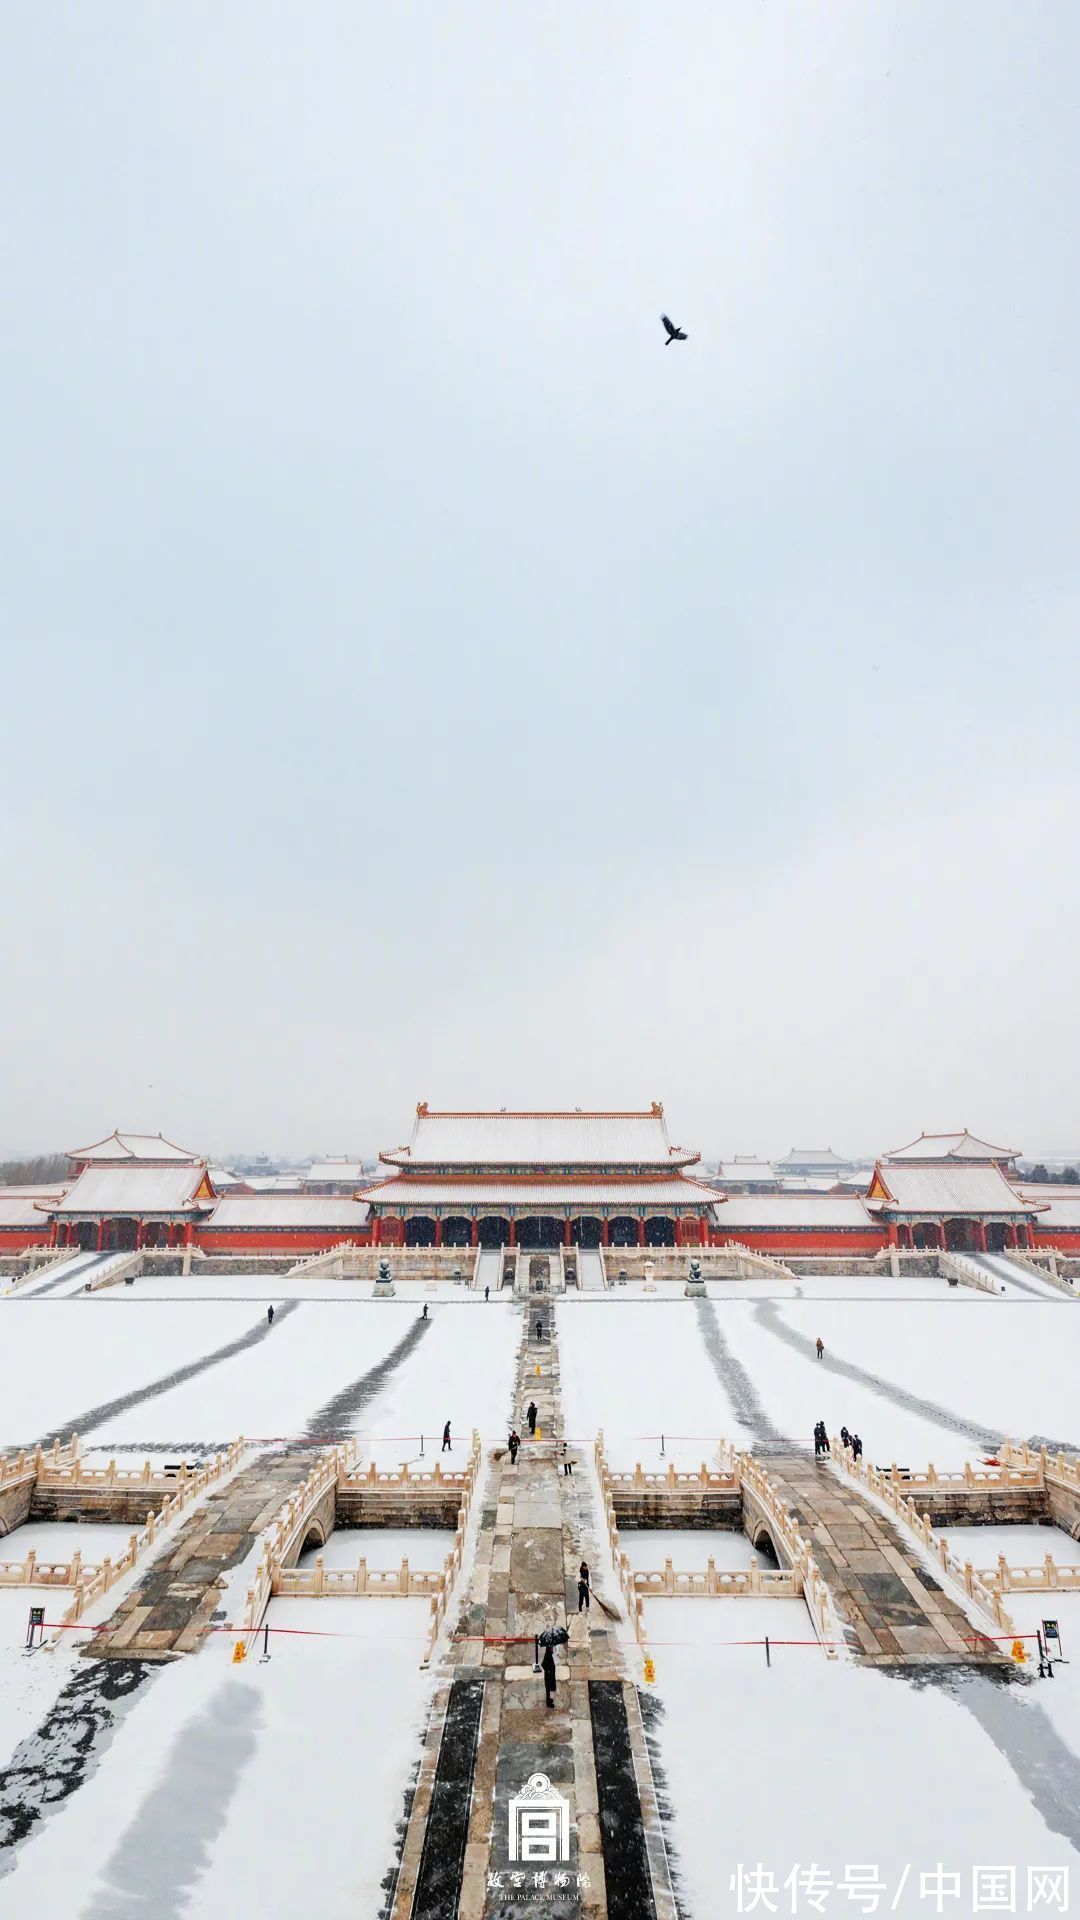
[89,1447,312,1659]
[766,1454,1007,1667]
[389,1281,676,1920]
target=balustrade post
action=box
[963,1560,975,1597]
[400,1557,410,1596]
[1045,1553,1057,1588]
[24,1550,36,1586]
[314,1555,325,1597]
[997,1553,1009,1592]
[102,1555,113,1591]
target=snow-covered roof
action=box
[207,1195,372,1229]
[774,1148,852,1170]
[382,1104,696,1170]
[304,1160,367,1181]
[67,1131,199,1165]
[715,1160,778,1184]
[1019,1192,1080,1228]
[0,1191,61,1228]
[53,1164,215,1216]
[883,1130,1018,1164]
[867,1162,1038,1217]
[359,1175,723,1209]
[715,1194,875,1229]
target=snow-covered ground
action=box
[621,1529,757,1573]
[645,1599,1075,1917]
[0,1598,435,1920]
[3,1282,1080,1915]
[559,1301,741,1469]
[297,1527,455,1571]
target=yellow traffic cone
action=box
[232,1639,247,1664]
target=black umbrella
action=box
[533,1624,569,1671]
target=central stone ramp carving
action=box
[89,1446,313,1659]
[763,1454,1007,1667]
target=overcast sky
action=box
[2,4,1078,1162]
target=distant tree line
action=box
[1025,1163,1080,1184]
[0,1154,68,1186]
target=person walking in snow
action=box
[578,1560,591,1612]
[840,1425,851,1452]
[852,1433,864,1463]
[442,1420,452,1452]
[267,1305,275,1326]
[562,1442,574,1477]
[508,1429,520,1465]
[535,1317,543,1341]
[813,1421,827,1459]
[484,1285,490,1301]
[815,1336,824,1360]
[526,1400,538,1436]
[421,1303,428,1319]
[542,1641,557,1709]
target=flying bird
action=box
[661,313,688,345]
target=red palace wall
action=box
[1034,1230,1080,1255]
[196,1229,374,1254]
[0,1228,51,1252]
[710,1228,889,1256]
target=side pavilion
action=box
[356,1103,727,1250]
[44,1132,216,1252]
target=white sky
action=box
[2,4,1078,1160]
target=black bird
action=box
[661,313,688,345]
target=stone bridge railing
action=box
[631,1557,800,1600]
[244,1433,482,1665]
[594,1435,813,1645]
[274,1557,446,1599]
[828,1438,1018,1637]
[55,1441,248,1632]
[738,1456,837,1656]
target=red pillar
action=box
[434,1219,443,1248]
[136,1220,144,1251]
[887,1222,898,1248]
[701,1214,709,1246]
[508,1218,516,1247]
[1006,1222,1017,1249]
[976,1220,987,1253]
[373,1216,382,1246]
[601,1219,610,1247]
[564,1218,572,1247]
[95,1219,104,1251]
[183,1220,193,1251]
[470,1218,478,1248]
[674,1218,684,1247]
[637,1218,646,1248]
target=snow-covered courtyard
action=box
[1,1276,1079,1914]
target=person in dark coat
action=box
[484,1285,490,1301]
[852,1434,864,1462]
[267,1305,274,1326]
[813,1421,827,1459]
[526,1401,538,1436]
[815,1336,824,1359]
[535,1317,543,1341]
[578,1560,590,1612]
[508,1429,520,1464]
[840,1426,851,1452]
[442,1421,452,1452]
[542,1642,557,1708]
